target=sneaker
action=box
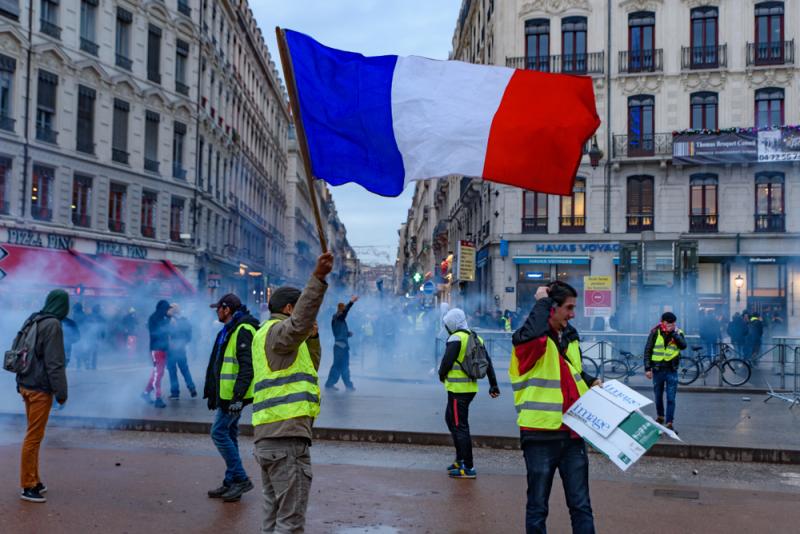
[345,385,356,392]
[34,482,47,495]
[153,398,167,409]
[190,389,198,398]
[446,461,462,471]
[656,416,665,424]
[666,422,677,434]
[222,479,254,502]
[140,392,153,404]
[207,483,230,499]
[168,394,180,400]
[448,466,477,479]
[20,487,46,503]
[324,385,339,391]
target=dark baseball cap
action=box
[210,293,241,310]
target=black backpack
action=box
[458,331,489,380]
[4,316,42,376]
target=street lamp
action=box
[588,135,603,168]
[734,274,744,303]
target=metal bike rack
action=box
[764,346,800,409]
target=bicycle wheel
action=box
[581,356,599,379]
[677,358,700,386]
[601,359,628,380]
[720,358,751,386]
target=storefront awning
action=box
[513,256,591,265]
[94,256,195,295]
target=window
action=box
[79,0,98,55]
[690,174,718,232]
[0,0,20,21]
[36,70,57,144]
[141,191,157,238]
[206,144,213,193]
[627,95,654,156]
[170,197,184,242]
[112,99,129,164]
[754,2,784,64]
[31,164,53,221]
[755,88,783,128]
[560,178,585,233]
[198,137,204,189]
[626,176,654,232]
[525,19,550,71]
[755,172,784,232]
[690,92,718,130]
[115,7,132,70]
[522,191,548,233]
[108,183,126,233]
[144,111,160,173]
[561,17,587,73]
[40,0,60,39]
[0,54,15,131]
[173,121,186,179]
[0,155,11,214]
[215,152,221,199]
[71,174,92,227]
[76,85,95,154]
[147,24,162,83]
[175,39,189,96]
[628,12,655,72]
[177,0,190,17]
[689,7,719,68]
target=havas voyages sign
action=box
[672,132,757,164]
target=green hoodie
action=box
[41,289,69,320]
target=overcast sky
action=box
[251,0,463,265]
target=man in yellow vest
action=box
[438,308,500,479]
[203,293,260,502]
[509,282,600,533]
[251,252,333,533]
[644,312,687,432]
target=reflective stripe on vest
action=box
[251,319,320,426]
[445,331,480,394]
[508,337,588,429]
[219,323,257,401]
[651,330,682,363]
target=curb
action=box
[1,412,798,465]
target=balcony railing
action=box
[176,81,189,96]
[619,49,663,74]
[755,213,785,233]
[681,44,727,70]
[144,158,160,173]
[76,140,95,155]
[559,216,585,233]
[36,126,58,144]
[112,148,129,164]
[141,225,156,238]
[177,2,191,17]
[170,230,182,242]
[40,19,61,40]
[522,217,548,234]
[0,115,14,132]
[80,38,99,56]
[116,54,133,71]
[71,212,91,227]
[690,214,718,233]
[747,40,795,67]
[506,52,605,74]
[31,205,52,221]
[626,214,654,232]
[612,133,673,159]
[108,220,125,233]
[172,164,187,179]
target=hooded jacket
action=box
[437,309,498,389]
[16,289,69,403]
[148,300,171,351]
[203,307,259,411]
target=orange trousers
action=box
[20,387,53,489]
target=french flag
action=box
[284,30,600,197]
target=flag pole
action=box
[275,27,329,253]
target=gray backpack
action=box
[458,331,489,380]
[4,316,41,375]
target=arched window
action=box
[690,92,718,130]
[755,88,784,128]
[754,2,784,65]
[525,19,550,71]
[690,7,718,68]
[560,177,585,233]
[627,95,655,155]
[755,172,784,232]
[562,17,587,73]
[690,174,718,233]
[628,12,655,72]
[626,175,654,232]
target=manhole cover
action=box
[653,489,699,500]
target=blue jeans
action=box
[167,352,195,397]
[211,408,248,485]
[325,345,353,388]
[522,438,595,534]
[652,369,678,423]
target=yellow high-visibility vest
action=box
[219,323,257,401]
[651,329,683,363]
[444,331,482,394]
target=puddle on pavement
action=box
[335,527,400,534]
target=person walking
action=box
[142,300,171,408]
[251,252,332,533]
[727,313,747,357]
[15,289,69,503]
[438,308,500,479]
[510,282,599,534]
[644,312,687,432]
[325,295,358,391]
[747,312,764,363]
[699,310,719,359]
[203,294,259,502]
[167,304,197,399]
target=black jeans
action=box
[445,391,475,469]
[522,438,595,534]
[325,345,353,388]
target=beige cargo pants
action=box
[254,438,313,534]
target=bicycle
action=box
[677,344,751,386]
[600,350,645,383]
[581,355,600,378]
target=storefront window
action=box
[698,263,722,294]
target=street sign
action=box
[584,276,613,317]
[422,280,435,295]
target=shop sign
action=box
[584,276,613,317]
[757,128,800,162]
[457,240,476,282]
[96,241,148,259]
[207,273,221,289]
[505,286,515,293]
[534,243,620,254]
[749,257,777,264]
[5,229,73,251]
[524,271,545,280]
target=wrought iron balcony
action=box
[31,205,52,221]
[176,81,190,96]
[747,40,795,67]
[559,216,585,233]
[612,133,673,159]
[690,214,718,233]
[522,217,548,234]
[619,49,663,74]
[141,225,156,238]
[626,214,654,232]
[506,52,605,75]
[144,158,160,173]
[112,148,129,164]
[755,213,785,233]
[80,38,99,56]
[40,19,61,40]
[76,139,95,155]
[116,54,133,71]
[681,44,727,70]
[172,164,187,180]
[0,115,15,132]
[108,220,126,233]
[71,212,91,228]
[36,126,58,144]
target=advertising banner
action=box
[672,132,757,164]
[583,276,613,317]
[457,241,476,282]
[757,128,800,162]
